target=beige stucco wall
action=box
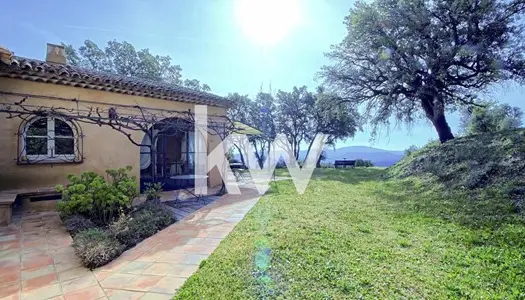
[0,78,227,191]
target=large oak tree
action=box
[321,0,525,143]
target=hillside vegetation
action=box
[388,129,525,213]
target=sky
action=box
[3,0,525,151]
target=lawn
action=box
[175,168,525,299]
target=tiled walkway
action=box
[0,188,261,300]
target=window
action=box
[21,116,80,163]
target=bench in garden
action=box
[0,187,58,226]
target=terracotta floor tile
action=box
[182,254,207,265]
[104,289,145,300]
[182,238,204,245]
[21,245,48,254]
[22,273,58,292]
[119,262,153,275]
[118,249,146,261]
[54,260,82,273]
[0,188,260,299]
[166,264,198,278]
[21,237,47,248]
[47,236,73,249]
[0,241,21,252]
[126,275,163,292]
[205,230,231,239]
[21,253,53,271]
[96,258,130,273]
[60,274,98,294]
[21,265,54,280]
[141,263,173,276]
[170,230,200,237]
[148,276,185,294]
[0,252,20,263]
[52,250,77,265]
[200,238,223,247]
[21,282,61,300]
[156,252,187,264]
[57,266,92,282]
[100,273,137,289]
[49,246,75,256]
[64,285,105,300]
[0,234,19,243]
[0,260,20,272]
[191,245,217,255]
[139,292,172,300]
[135,250,167,263]
[0,282,20,300]
[93,270,112,282]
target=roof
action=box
[0,56,232,108]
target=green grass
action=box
[175,169,525,299]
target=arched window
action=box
[21,116,81,163]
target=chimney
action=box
[46,43,66,65]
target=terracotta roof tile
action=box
[0,56,232,108]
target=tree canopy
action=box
[227,86,360,167]
[62,40,211,92]
[321,0,525,143]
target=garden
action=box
[55,166,175,269]
[175,168,525,299]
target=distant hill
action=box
[233,146,405,167]
[302,146,405,167]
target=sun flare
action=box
[234,0,301,47]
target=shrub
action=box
[56,166,138,225]
[144,182,163,202]
[460,102,523,135]
[63,214,95,236]
[72,228,124,269]
[355,159,374,167]
[404,145,419,157]
[110,203,175,248]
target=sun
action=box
[234,0,301,47]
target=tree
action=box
[227,93,252,165]
[275,86,313,160]
[62,40,210,91]
[460,102,523,134]
[228,86,360,169]
[317,150,327,168]
[183,79,211,92]
[305,88,360,165]
[250,91,277,168]
[321,0,525,143]
[226,91,277,169]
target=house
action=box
[0,43,232,224]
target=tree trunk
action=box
[420,95,455,143]
[432,113,455,143]
[233,144,245,165]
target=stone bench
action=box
[0,187,57,226]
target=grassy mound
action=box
[388,129,525,211]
